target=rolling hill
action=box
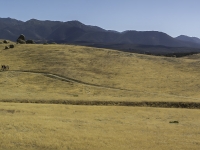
[1,41,200,150]
[0,42,200,102]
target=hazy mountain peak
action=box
[26,18,39,21]
[62,20,105,32]
[176,35,200,44]
[0,17,200,49]
[0,17,23,25]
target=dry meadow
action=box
[0,41,200,149]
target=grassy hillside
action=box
[0,42,200,102]
[1,42,200,149]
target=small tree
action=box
[17,39,26,44]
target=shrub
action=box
[17,34,25,41]
[3,40,9,44]
[51,42,57,44]
[169,121,179,124]
[26,40,35,44]
[17,34,26,44]
[5,46,9,49]
[17,39,26,44]
[9,44,14,48]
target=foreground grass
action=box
[0,43,200,102]
[0,102,200,150]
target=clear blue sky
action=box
[1,0,200,38]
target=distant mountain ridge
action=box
[1,17,200,49]
[175,35,200,44]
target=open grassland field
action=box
[0,102,200,150]
[0,41,200,149]
[0,42,200,102]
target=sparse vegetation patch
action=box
[4,46,9,49]
[17,34,26,44]
[26,39,35,44]
[9,44,14,48]
[169,121,179,123]
[3,40,8,43]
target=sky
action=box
[1,0,200,38]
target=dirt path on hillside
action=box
[8,70,131,91]
[7,70,200,100]
[1,70,200,109]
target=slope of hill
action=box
[80,43,200,57]
[1,18,200,49]
[0,42,200,102]
[1,43,200,150]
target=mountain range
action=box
[1,17,200,56]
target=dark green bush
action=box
[3,40,9,44]
[5,46,9,49]
[17,39,26,44]
[26,40,35,44]
[9,44,14,48]
[169,121,179,124]
[17,34,25,41]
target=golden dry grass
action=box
[0,102,200,150]
[1,42,200,149]
[0,43,200,102]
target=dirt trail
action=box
[9,70,131,91]
[1,70,200,109]
[7,70,200,101]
